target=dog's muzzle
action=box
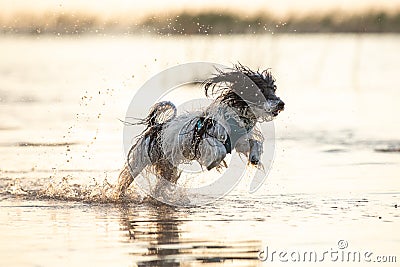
[272,100,285,116]
[268,100,284,117]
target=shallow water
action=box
[0,34,399,266]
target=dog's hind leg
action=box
[155,159,181,184]
[152,160,181,200]
[116,136,151,198]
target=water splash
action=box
[2,172,197,206]
[5,178,28,195]
[2,174,145,204]
[117,167,194,206]
[41,175,146,203]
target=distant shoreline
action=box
[1,10,400,35]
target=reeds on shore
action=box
[1,9,400,35]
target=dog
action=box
[116,64,284,198]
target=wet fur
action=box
[117,64,284,197]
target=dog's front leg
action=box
[234,136,263,166]
[197,137,227,171]
[249,139,263,165]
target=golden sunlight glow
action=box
[1,0,399,17]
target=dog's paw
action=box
[206,161,220,171]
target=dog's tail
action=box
[144,101,177,128]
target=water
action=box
[0,34,399,266]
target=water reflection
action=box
[120,204,182,266]
[119,204,261,266]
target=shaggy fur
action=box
[116,64,285,197]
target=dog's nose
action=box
[250,155,259,165]
[277,101,285,110]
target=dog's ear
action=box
[204,65,262,97]
[203,64,277,106]
[203,69,243,97]
[260,69,276,90]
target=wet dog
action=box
[116,64,284,197]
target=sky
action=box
[1,0,400,19]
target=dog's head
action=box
[204,64,285,122]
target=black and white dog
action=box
[117,64,284,197]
